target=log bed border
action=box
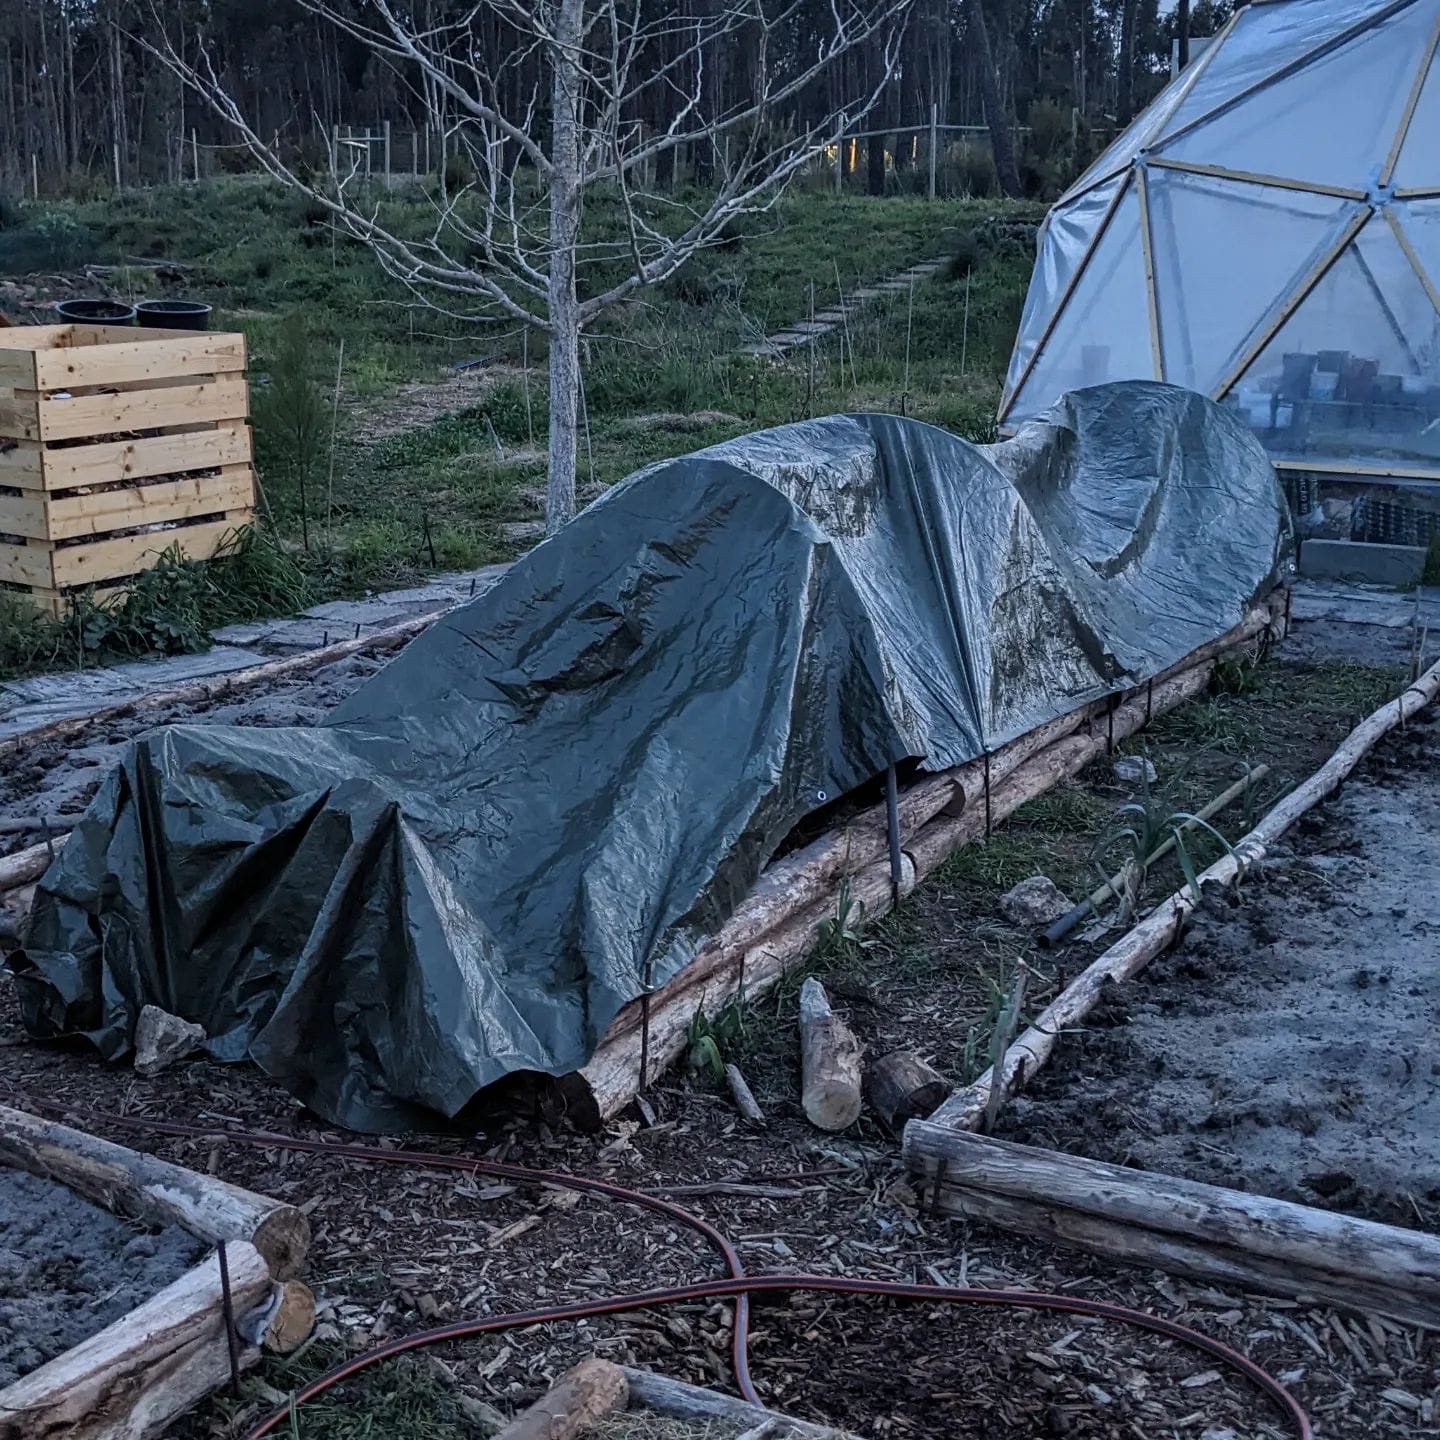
[901,652,1440,1328]
[567,592,1287,1122]
[0,1104,313,1440]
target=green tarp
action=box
[11,383,1291,1130]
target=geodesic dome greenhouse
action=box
[1002,0,1440,483]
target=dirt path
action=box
[1002,714,1440,1232]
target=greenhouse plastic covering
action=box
[1006,0,1440,480]
[11,384,1290,1131]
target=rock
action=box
[1113,755,1157,786]
[999,875,1073,927]
[133,1005,207,1077]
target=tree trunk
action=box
[1177,0,1191,68]
[966,0,1021,197]
[545,0,584,534]
[1118,0,1139,121]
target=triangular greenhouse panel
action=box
[1009,190,1154,423]
[1147,167,1356,392]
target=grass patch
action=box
[0,529,311,681]
[238,1346,477,1440]
[1252,657,1405,720]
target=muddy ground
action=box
[1,614,1436,1437]
[1003,716,1440,1232]
[0,1169,204,1385]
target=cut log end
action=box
[867,1050,947,1132]
[262,1280,317,1355]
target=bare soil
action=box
[1001,715,1440,1234]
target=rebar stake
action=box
[885,763,903,901]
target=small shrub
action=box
[292,193,330,229]
[440,153,475,193]
[484,380,544,445]
[252,315,329,547]
[947,140,997,198]
[713,217,746,252]
[1423,530,1440,586]
[946,230,988,281]
[0,207,94,273]
[0,190,23,229]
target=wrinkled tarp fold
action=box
[11,382,1291,1130]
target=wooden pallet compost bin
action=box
[0,323,254,615]
[0,1103,312,1440]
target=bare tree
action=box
[144,1,911,533]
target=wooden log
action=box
[926,653,1440,1134]
[798,979,863,1131]
[725,1064,767,1126]
[571,599,1286,1124]
[0,1241,273,1440]
[0,835,65,893]
[867,1050,947,1132]
[619,1368,862,1440]
[902,1125,1440,1329]
[492,1358,628,1440]
[0,1103,309,1279]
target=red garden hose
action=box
[0,1092,1312,1439]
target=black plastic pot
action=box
[54,298,137,325]
[135,300,212,331]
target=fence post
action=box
[928,103,938,199]
[834,137,843,194]
[31,152,38,199]
[383,119,392,181]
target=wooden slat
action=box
[34,332,246,391]
[24,374,248,443]
[0,440,44,488]
[44,470,256,541]
[38,516,245,588]
[35,423,253,492]
[0,393,41,442]
[69,323,197,346]
[0,324,75,352]
[0,538,54,588]
[0,348,37,389]
[0,489,47,541]
[5,583,130,619]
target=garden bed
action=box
[0,1105,310,1439]
[998,713,1440,1233]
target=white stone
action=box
[1113,755,1157,786]
[999,875,1073,927]
[133,1004,207,1077]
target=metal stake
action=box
[885,763,904,900]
